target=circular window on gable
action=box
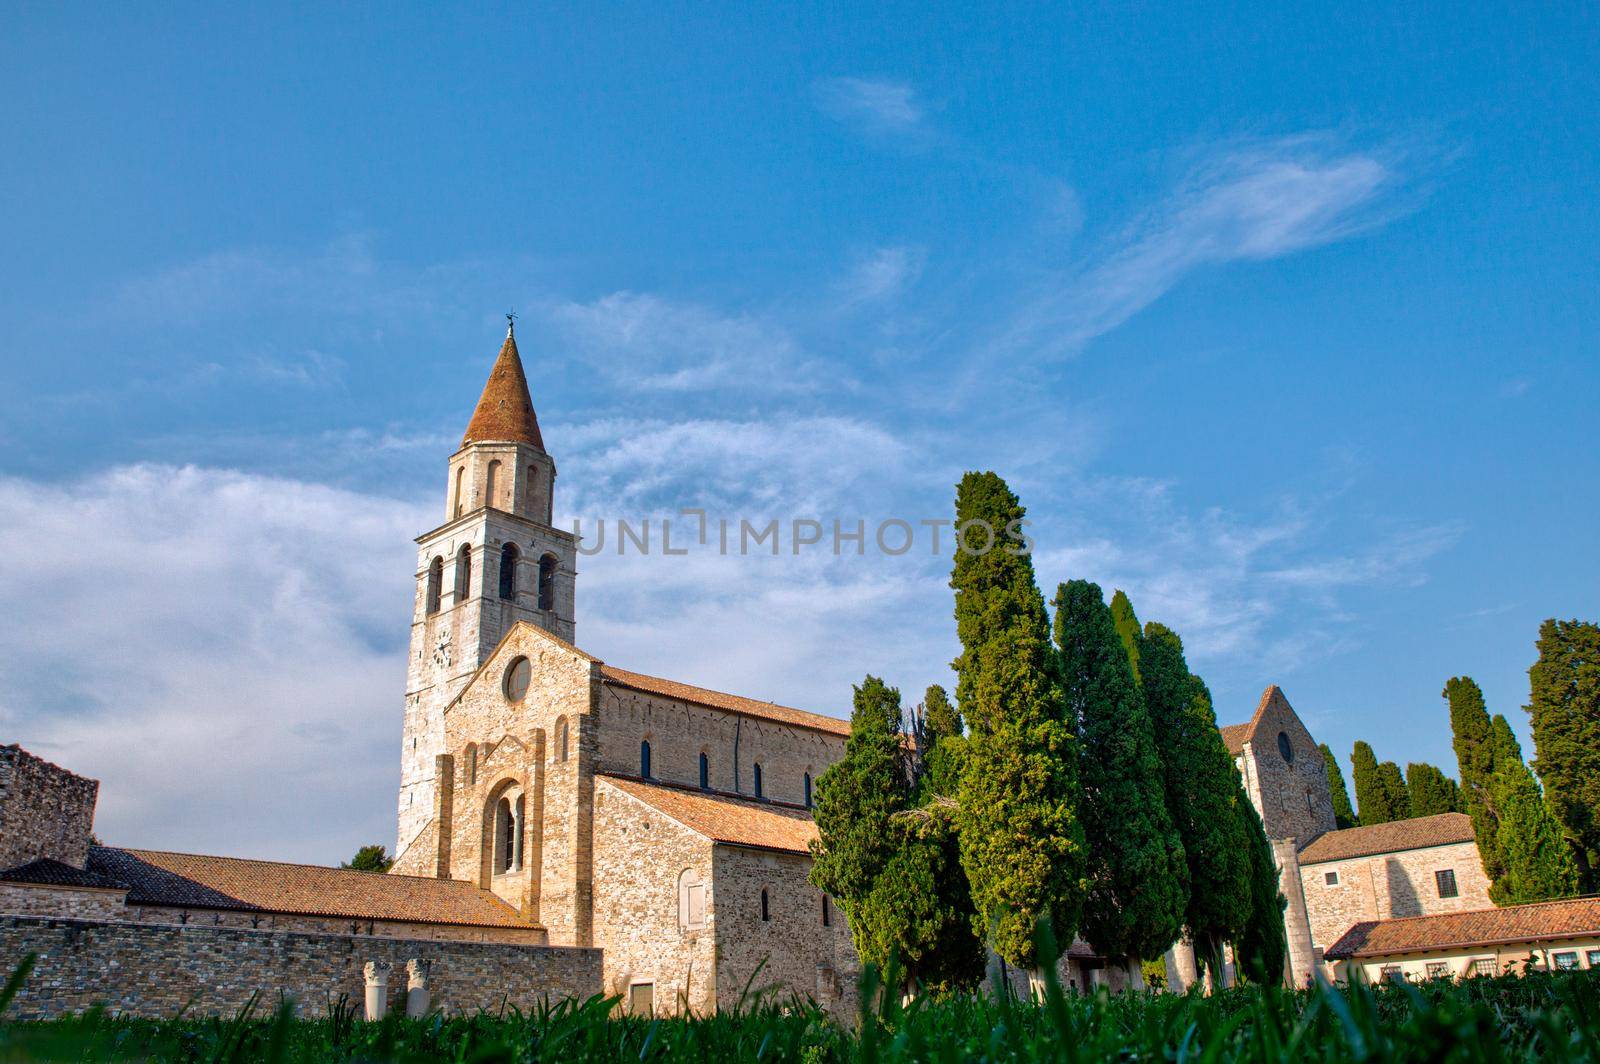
[504,656,531,702]
[1277,731,1294,764]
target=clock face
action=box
[432,629,453,669]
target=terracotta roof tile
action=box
[599,774,820,855]
[600,665,850,738]
[87,847,537,929]
[1218,685,1290,755]
[1324,897,1600,959]
[0,858,122,890]
[1298,813,1476,865]
[462,327,544,449]
[1219,722,1251,755]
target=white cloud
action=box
[835,246,926,307]
[1002,136,1403,356]
[545,291,836,394]
[813,77,926,137]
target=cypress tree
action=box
[810,676,983,989]
[1053,579,1187,971]
[1377,761,1409,820]
[1234,800,1286,986]
[1480,715,1582,905]
[1526,619,1600,887]
[920,684,967,800]
[1140,622,1252,983]
[950,472,1086,974]
[1446,676,1505,883]
[1109,589,1143,684]
[1351,741,1391,825]
[1406,762,1462,817]
[1320,744,1357,829]
[924,684,963,739]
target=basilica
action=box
[0,326,1497,1018]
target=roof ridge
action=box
[105,846,467,885]
[596,771,813,815]
[1342,893,1600,930]
[599,664,848,734]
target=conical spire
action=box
[461,319,545,449]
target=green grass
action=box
[0,955,1597,1062]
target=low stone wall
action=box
[0,915,601,1020]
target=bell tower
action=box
[396,320,578,858]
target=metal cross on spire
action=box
[506,310,516,336]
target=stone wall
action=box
[1299,840,1493,957]
[0,746,98,871]
[0,884,127,921]
[591,778,718,1014]
[120,905,548,944]
[0,914,601,1020]
[593,686,845,808]
[1233,693,1336,843]
[712,845,858,1019]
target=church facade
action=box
[0,324,1496,1016]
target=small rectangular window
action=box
[1587,949,1600,969]
[1324,870,1340,886]
[1471,958,1496,977]
[1553,951,1580,971]
[1380,965,1405,983]
[1434,869,1459,898]
[821,894,831,927]
[1425,962,1450,980]
[628,982,654,1016]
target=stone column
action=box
[406,958,432,1018]
[1273,838,1318,986]
[1164,938,1199,993]
[363,962,389,1021]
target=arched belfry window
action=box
[699,753,710,791]
[453,466,465,519]
[752,762,764,799]
[425,557,443,615]
[455,545,473,603]
[538,554,558,611]
[485,460,501,509]
[498,542,519,600]
[640,740,652,779]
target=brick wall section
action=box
[593,686,845,807]
[0,915,601,1020]
[591,779,718,1014]
[1299,840,1493,959]
[0,884,126,921]
[0,746,98,870]
[712,846,858,1019]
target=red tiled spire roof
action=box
[462,323,545,449]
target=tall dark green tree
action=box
[1053,580,1187,971]
[1483,715,1582,905]
[1446,676,1506,885]
[1526,619,1600,887]
[919,683,967,800]
[950,472,1086,975]
[1109,589,1143,684]
[811,676,983,989]
[1352,742,1406,825]
[1320,744,1357,829]
[1406,762,1462,817]
[1233,801,1286,986]
[1139,622,1252,983]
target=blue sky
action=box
[2,4,1595,861]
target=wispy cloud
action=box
[545,291,837,394]
[1002,135,1406,357]
[813,76,926,137]
[835,246,926,307]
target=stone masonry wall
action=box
[0,884,127,921]
[0,914,601,1020]
[594,686,845,808]
[0,746,98,871]
[1233,694,1336,844]
[591,779,718,1014]
[712,846,858,1020]
[120,905,547,944]
[1300,840,1493,957]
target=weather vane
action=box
[506,310,516,334]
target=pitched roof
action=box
[1218,685,1290,755]
[86,847,537,929]
[461,326,545,449]
[1324,896,1600,960]
[599,774,820,855]
[599,665,850,738]
[1297,812,1476,865]
[0,857,123,890]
